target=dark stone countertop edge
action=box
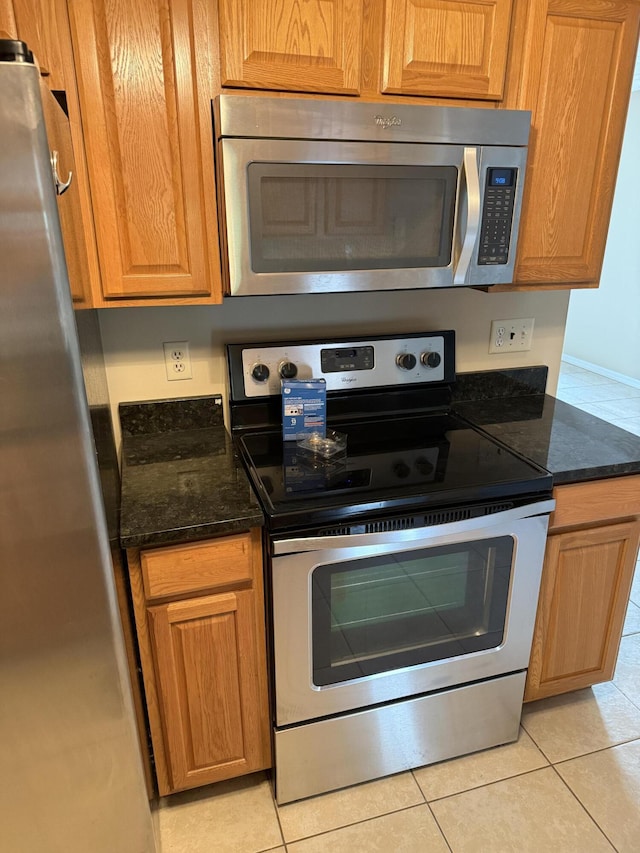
[551,462,640,487]
[120,511,265,550]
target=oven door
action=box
[271,500,553,727]
[220,138,527,295]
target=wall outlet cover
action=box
[489,318,535,354]
[163,340,192,380]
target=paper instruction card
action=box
[282,379,326,441]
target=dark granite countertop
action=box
[454,368,640,485]
[118,373,640,549]
[119,396,263,549]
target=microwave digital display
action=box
[488,168,515,187]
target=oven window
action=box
[312,537,513,686]
[247,163,457,272]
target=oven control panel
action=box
[229,332,454,400]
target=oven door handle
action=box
[453,146,481,285]
[272,498,555,555]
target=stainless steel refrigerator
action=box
[0,41,155,852]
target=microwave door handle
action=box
[453,147,481,285]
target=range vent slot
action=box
[318,526,352,537]
[316,501,515,537]
[365,517,416,533]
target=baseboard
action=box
[562,355,640,391]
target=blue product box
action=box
[282,379,326,441]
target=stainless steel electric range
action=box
[227,331,554,804]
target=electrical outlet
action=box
[163,340,192,381]
[489,318,534,354]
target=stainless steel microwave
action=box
[214,95,531,297]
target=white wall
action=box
[563,91,640,381]
[99,287,569,451]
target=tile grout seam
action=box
[549,763,620,852]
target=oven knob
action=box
[251,363,270,383]
[396,353,417,371]
[421,351,442,368]
[393,461,411,479]
[279,361,298,380]
[415,457,434,476]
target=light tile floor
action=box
[153,361,640,852]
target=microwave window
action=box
[247,164,457,273]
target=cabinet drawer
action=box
[141,533,256,599]
[551,475,640,531]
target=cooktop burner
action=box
[236,412,551,530]
[227,331,552,531]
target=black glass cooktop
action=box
[237,413,552,531]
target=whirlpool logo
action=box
[341,376,357,383]
[374,114,402,129]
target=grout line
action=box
[551,734,640,768]
[549,763,619,851]
[266,771,287,851]
[611,680,640,714]
[518,720,555,765]
[425,800,453,853]
[410,768,427,804]
[274,802,437,847]
[424,763,550,804]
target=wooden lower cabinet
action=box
[525,476,640,702]
[127,529,271,796]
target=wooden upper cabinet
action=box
[0,0,17,39]
[382,0,514,100]
[67,0,222,301]
[40,81,92,305]
[218,0,363,94]
[513,0,640,286]
[9,0,66,89]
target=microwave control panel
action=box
[478,168,517,266]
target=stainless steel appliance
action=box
[215,96,530,296]
[228,332,554,804]
[0,41,155,851]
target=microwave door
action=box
[220,138,466,296]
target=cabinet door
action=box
[0,0,17,38]
[218,0,363,94]
[514,0,640,286]
[148,590,271,791]
[40,82,92,305]
[382,0,513,99]
[10,0,66,89]
[525,519,640,702]
[67,0,222,300]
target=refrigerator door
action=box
[0,48,155,852]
